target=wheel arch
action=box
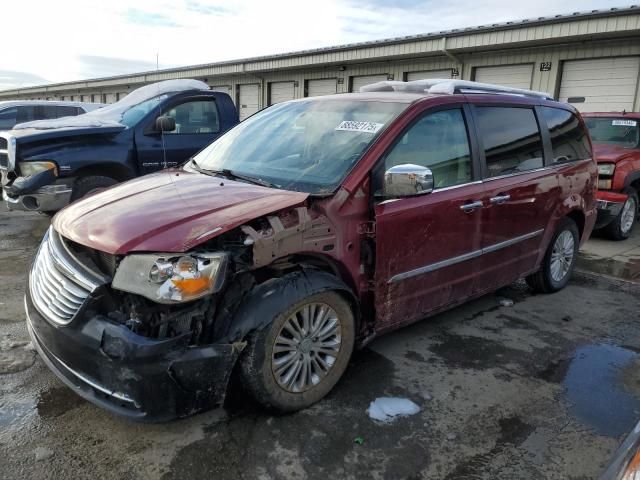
[624,171,640,191]
[219,268,360,344]
[72,163,134,183]
[566,209,586,241]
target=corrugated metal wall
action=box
[3,10,640,111]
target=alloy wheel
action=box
[271,302,342,393]
[620,196,637,234]
[550,230,575,282]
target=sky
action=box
[2,0,629,90]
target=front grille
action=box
[29,228,103,325]
[0,153,7,169]
[0,137,7,150]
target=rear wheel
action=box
[239,290,355,412]
[71,175,117,201]
[526,217,579,293]
[603,188,638,241]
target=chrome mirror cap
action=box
[383,164,434,197]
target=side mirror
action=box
[383,164,434,197]
[155,115,176,133]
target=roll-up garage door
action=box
[351,74,388,92]
[306,79,337,97]
[474,64,533,89]
[559,57,640,112]
[269,82,296,105]
[105,93,118,104]
[406,69,452,81]
[238,84,260,121]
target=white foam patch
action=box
[367,397,420,423]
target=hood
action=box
[10,125,126,144]
[593,143,636,163]
[53,170,309,254]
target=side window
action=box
[476,107,544,178]
[164,100,220,134]
[382,109,472,189]
[0,107,17,130]
[54,106,80,118]
[16,106,36,123]
[542,107,591,162]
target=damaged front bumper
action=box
[25,292,242,422]
[2,168,73,212]
[3,182,72,212]
[595,191,628,230]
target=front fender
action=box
[612,156,640,191]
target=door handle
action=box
[489,194,511,205]
[460,200,484,212]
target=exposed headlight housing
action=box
[598,163,616,176]
[112,252,228,304]
[18,161,58,177]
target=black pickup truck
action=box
[0,79,239,213]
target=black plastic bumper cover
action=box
[4,168,57,196]
[25,293,241,422]
[595,201,625,230]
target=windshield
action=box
[585,117,640,148]
[189,99,407,194]
[121,95,168,127]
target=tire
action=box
[603,188,638,241]
[526,217,579,294]
[239,290,355,412]
[71,175,117,201]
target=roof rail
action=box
[360,79,554,100]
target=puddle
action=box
[564,344,640,437]
[37,387,86,419]
[576,255,640,283]
[0,397,36,429]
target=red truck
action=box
[25,80,597,420]
[583,113,640,240]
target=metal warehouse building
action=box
[2,6,640,118]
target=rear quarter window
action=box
[541,107,591,162]
[475,106,544,178]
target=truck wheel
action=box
[526,217,579,293]
[71,176,117,201]
[603,188,638,241]
[239,290,355,412]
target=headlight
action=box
[598,163,615,176]
[112,252,228,304]
[18,161,58,177]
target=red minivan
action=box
[25,80,597,420]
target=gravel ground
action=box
[1,204,639,480]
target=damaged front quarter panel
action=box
[240,206,337,267]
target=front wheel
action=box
[603,188,638,241]
[239,290,355,412]
[71,175,118,202]
[526,218,579,293]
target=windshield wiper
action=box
[190,161,277,189]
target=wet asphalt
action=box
[1,204,640,480]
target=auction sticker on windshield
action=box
[612,120,637,127]
[335,121,384,134]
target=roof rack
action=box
[360,79,554,100]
